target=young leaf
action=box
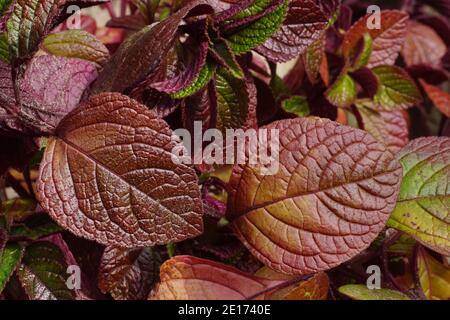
[325,73,357,108]
[255,267,329,300]
[170,61,216,99]
[281,95,309,117]
[356,101,409,154]
[42,30,110,68]
[215,68,254,131]
[419,79,450,118]
[36,93,203,248]
[18,55,97,134]
[342,10,408,68]
[0,243,24,293]
[257,0,329,62]
[401,21,447,67]
[372,65,422,111]
[338,284,410,300]
[388,137,450,255]
[416,246,450,300]
[151,41,209,95]
[227,117,402,274]
[17,241,74,300]
[350,33,373,71]
[98,246,163,300]
[302,33,326,84]
[150,255,276,300]
[226,0,289,55]
[93,1,212,94]
[209,38,244,79]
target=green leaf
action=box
[215,68,251,130]
[416,246,450,300]
[227,0,289,54]
[0,243,24,293]
[339,284,411,300]
[372,65,422,110]
[17,241,74,300]
[170,61,216,99]
[350,33,373,71]
[388,137,450,255]
[7,0,102,62]
[42,30,110,68]
[281,96,309,117]
[210,39,244,79]
[325,73,357,107]
[0,0,13,16]
[9,214,63,241]
[0,32,9,63]
[1,198,37,228]
[302,33,325,83]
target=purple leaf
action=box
[150,40,209,94]
[256,0,329,62]
[92,0,213,94]
[18,55,97,134]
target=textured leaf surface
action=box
[256,0,328,62]
[0,32,9,63]
[7,0,109,62]
[388,137,450,255]
[36,93,203,248]
[210,38,243,79]
[17,241,74,300]
[419,79,450,118]
[372,65,422,111]
[356,101,409,154]
[401,21,447,67]
[150,256,275,300]
[215,68,254,131]
[0,243,24,293]
[170,61,216,99]
[227,0,289,55]
[0,60,22,133]
[416,246,450,300]
[339,284,410,300]
[255,267,329,300]
[151,41,209,95]
[98,246,162,300]
[281,96,309,117]
[325,73,357,108]
[342,10,408,68]
[302,32,325,83]
[93,1,212,94]
[227,117,402,274]
[18,55,97,134]
[42,30,110,68]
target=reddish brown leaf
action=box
[150,256,276,300]
[98,246,163,300]
[255,267,329,300]
[419,79,450,118]
[37,93,203,248]
[227,117,402,274]
[92,1,213,94]
[401,21,447,67]
[356,101,409,154]
[257,0,328,62]
[342,10,408,68]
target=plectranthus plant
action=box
[0,0,448,300]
